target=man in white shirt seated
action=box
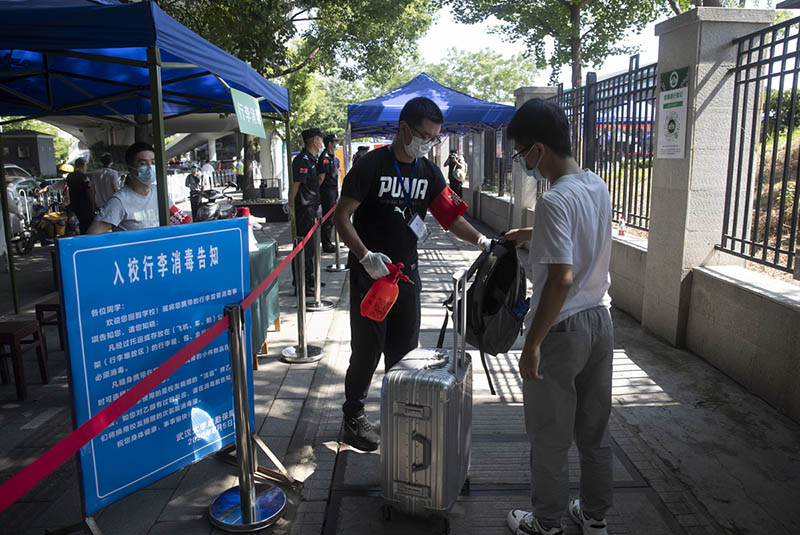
[87,143,160,233]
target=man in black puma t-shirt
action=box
[334,97,494,451]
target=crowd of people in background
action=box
[5,135,464,247]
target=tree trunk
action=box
[244,134,255,193]
[569,2,582,158]
[570,3,582,90]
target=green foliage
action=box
[157,0,440,149]
[2,118,71,162]
[766,89,800,136]
[448,0,664,86]
[378,48,538,103]
[282,47,539,144]
[157,0,439,82]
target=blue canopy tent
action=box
[0,0,290,313]
[347,73,514,139]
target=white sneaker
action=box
[506,509,564,535]
[568,499,608,535]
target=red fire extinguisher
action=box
[360,262,413,322]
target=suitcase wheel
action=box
[462,476,471,494]
[381,504,392,522]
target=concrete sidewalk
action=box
[1,218,799,535]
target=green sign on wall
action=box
[231,88,267,139]
[657,67,689,159]
[660,67,689,91]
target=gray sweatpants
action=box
[523,305,614,523]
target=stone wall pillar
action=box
[511,86,558,229]
[641,8,773,346]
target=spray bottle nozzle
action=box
[386,262,412,284]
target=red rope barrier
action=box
[0,203,341,514]
[0,318,229,513]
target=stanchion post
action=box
[225,303,256,523]
[209,304,288,532]
[307,217,334,311]
[327,224,348,273]
[282,238,323,362]
[295,238,308,355]
[313,216,322,303]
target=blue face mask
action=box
[518,146,545,181]
[135,164,156,185]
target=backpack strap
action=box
[480,350,497,396]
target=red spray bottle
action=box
[360,262,413,322]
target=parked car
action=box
[4,163,36,180]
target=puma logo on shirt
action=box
[377,176,429,201]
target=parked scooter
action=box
[191,182,237,222]
[13,189,75,254]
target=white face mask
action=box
[134,164,156,185]
[405,135,435,159]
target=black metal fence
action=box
[548,55,658,231]
[480,127,513,196]
[720,16,800,274]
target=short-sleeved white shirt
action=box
[525,170,612,327]
[90,167,120,209]
[96,185,159,231]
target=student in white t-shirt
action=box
[501,99,613,535]
[87,142,160,233]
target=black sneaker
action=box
[342,411,380,452]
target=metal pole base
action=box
[281,344,323,363]
[326,263,349,272]
[209,484,286,533]
[306,299,335,311]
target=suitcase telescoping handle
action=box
[452,269,467,377]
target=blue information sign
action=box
[57,219,253,515]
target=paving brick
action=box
[259,398,304,437]
[96,489,174,535]
[675,513,704,527]
[657,491,686,504]
[150,519,213,535]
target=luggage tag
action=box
[408,213,431,243]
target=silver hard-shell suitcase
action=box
[380,270,472,528]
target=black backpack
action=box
[437,240,529,394]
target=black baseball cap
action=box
[301,128,322,141]
[323,133,339,144]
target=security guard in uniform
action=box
[318,133,340,252]
[292,128,324,295]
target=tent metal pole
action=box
[147,47,169,227]
[0,128,20,314]
[36,49,147,68]
[343,123,351,173]
[43,54,53,109]
[285,114,297,244]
